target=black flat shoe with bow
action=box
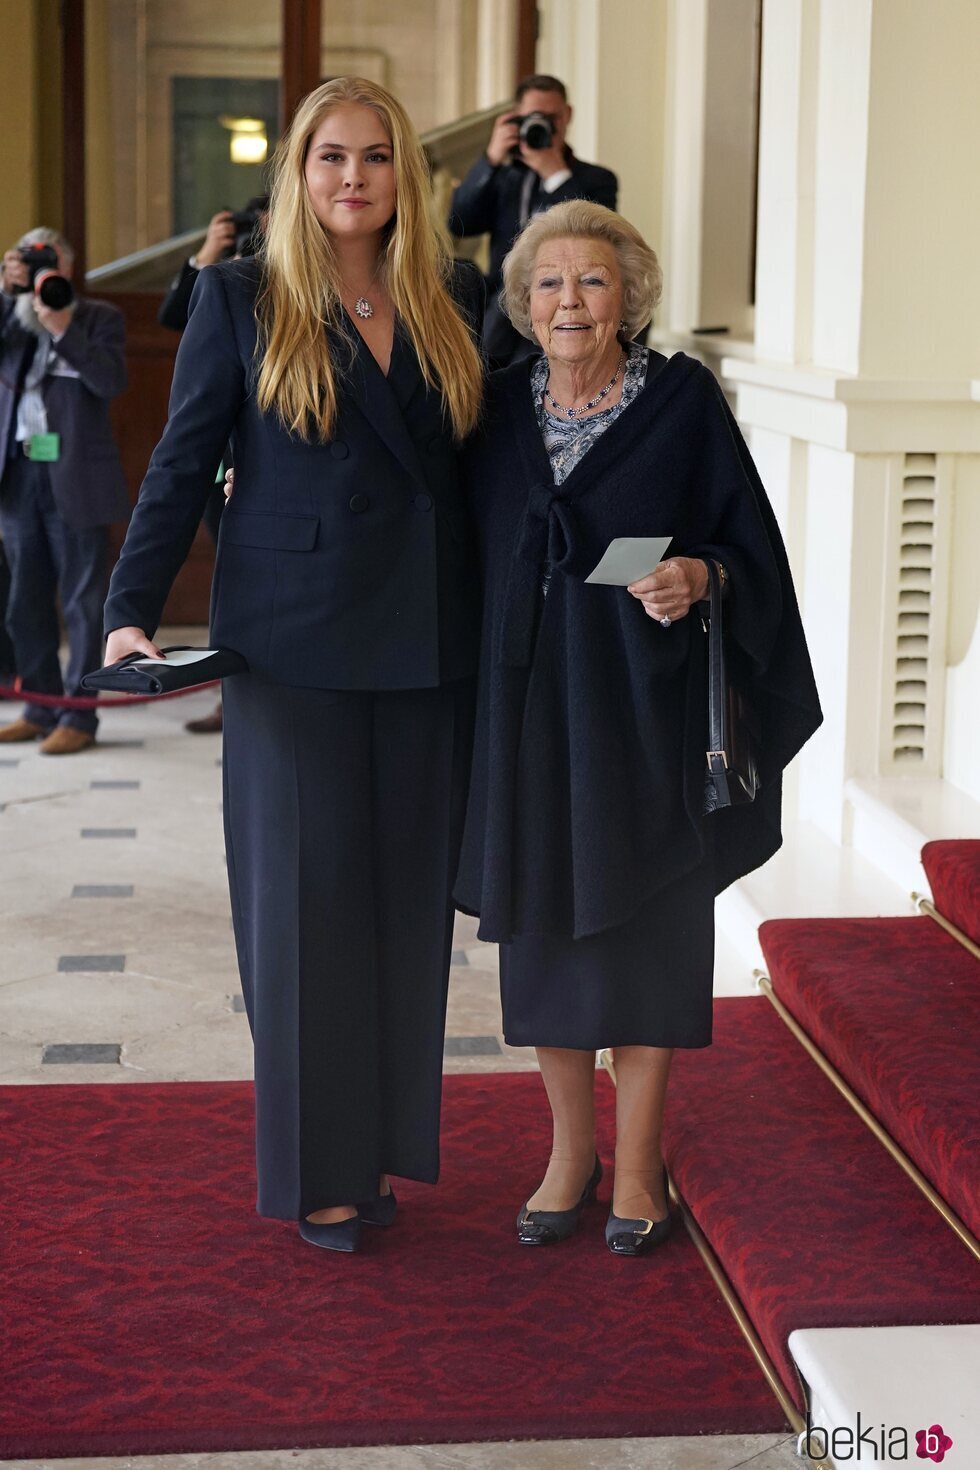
[605,1162,673,1257]
[516,1154,603,1246]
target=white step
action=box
[845,774,980,896]
[714,819,914,977]
[790,1323,980,1467]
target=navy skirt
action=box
[498,854,716,1050]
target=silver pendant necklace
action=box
[347,264,381,321]
[545,352,625,419]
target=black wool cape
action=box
[452,350,823,943]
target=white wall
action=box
[943,455,980,802]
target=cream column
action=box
[535,0,668,271]
[476,0,518,109]
[726,0,980,845]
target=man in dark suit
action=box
[448,74,618,366]
[0,228,128,754]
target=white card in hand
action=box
[585,536,672,586]
[131,649,216,669]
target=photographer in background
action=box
[158,198,268,333]
[448,75,617,366]
[157,197,267,734]
[0,227,128,754]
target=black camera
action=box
[230,209,260,258]
[16,243,75,310]
[507,110,555,151]
[228,196,268,258]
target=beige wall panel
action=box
[536,0,669,272]
[0,5,40,248]
[700,0,758,335]
[859,0,980,379]
[323,0,468,133]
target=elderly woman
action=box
[453,200,822,1255]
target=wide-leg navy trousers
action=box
[221,672,473,1221]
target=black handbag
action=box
[81,646,248,695]
[701,560,760,812]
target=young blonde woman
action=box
[103,79,485,1253]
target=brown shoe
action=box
[185,704,223,734]
[39,726,96,755]
[0,717,47,743]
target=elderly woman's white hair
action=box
[500,199,662,343]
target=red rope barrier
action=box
[0,680,221,710]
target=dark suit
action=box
[157,259,201,334]
[0,294,128,733]
[158,258,231,555]
[449,151,618,365]
[104,257,483,1221]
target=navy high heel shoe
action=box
[357,1186,397,1227]
[298,1210,361,1253]
[605,1162,673,1256]
[516,1154,603,1245]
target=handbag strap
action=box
[703,557,728,776]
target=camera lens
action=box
[36,272,74,310]
[519,112,554,150]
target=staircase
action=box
[674,832,980,1466]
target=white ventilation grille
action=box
[891,453,937,764]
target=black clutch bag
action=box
[81,646,248,695]
[701,561,760,813]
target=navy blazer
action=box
[103,257,484,690]
[0,294,130,530]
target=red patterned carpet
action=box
[0,1070,786,1460]
[760,916,980,1237]
[922,839,980,946]
[664,997,980,1413]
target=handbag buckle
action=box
[706,749,729,770]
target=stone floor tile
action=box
[0,971,232,1047]
[57,955,126,973]
[42,1042,122,1064]
[0,1034,42,1077]
[443,1035,502,1056]
[463,942,499,971]
[0,1435,802,1470]
[72,884,135,898]
[443,1049,539,1075]
[120,1014,254,1081]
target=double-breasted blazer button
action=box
[349,493,369,513]
[413,492,433,511]
[330,441,349,459]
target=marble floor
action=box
[0,639,805,1470]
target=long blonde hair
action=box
[256,77,482,442]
